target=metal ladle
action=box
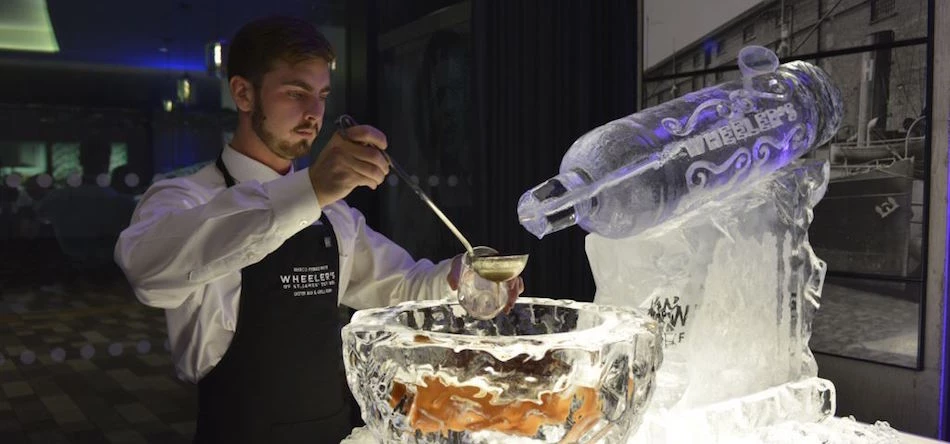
[335,115,529,285]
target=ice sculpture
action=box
[732,416,902,444]
[518,46,842,240]
[587,159,833,442]
[342,298,662,443]
[632,377,836,443]
[519,45,848,442]
[588,160,829,410]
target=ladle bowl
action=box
[470,253,530,283]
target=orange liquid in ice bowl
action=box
[390,376,603,440]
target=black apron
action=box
[194,156,351,444]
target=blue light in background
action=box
[134,60,206,73]
[122,55,206,73]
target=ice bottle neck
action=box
[518,170,595,239]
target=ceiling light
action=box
[0,0,59,53]
[205,40,227,78]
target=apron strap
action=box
[215,152,237,188]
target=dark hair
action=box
[227,16,335,87]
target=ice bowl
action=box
[342,297,662,443]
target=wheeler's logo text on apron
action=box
[279,265,337,297]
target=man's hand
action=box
[309,125,390,206]
[448,254,525,314]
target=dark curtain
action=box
[472,0,638,301]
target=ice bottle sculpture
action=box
[518,46,843,239]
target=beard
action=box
[251,94,315,160]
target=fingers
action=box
[317,149,383,190]
[447,254,463,290]
[507,277,524,295]
[309,127,393,205]
[341,124,388,150]
[346,143,390,176]
[503,277,524,314]
[309,133,389,205]
[323,132,390,187]
[345,156,388,189]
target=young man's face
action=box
[252,58,331,160]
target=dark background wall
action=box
[344,0,638,303]
[472,0,639,301]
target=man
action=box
[114,16,522,444]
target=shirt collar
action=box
[221,144,295,184]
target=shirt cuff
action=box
[263,168,321,233]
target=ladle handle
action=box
[335,115,476,257]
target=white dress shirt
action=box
[115,145,455,383]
